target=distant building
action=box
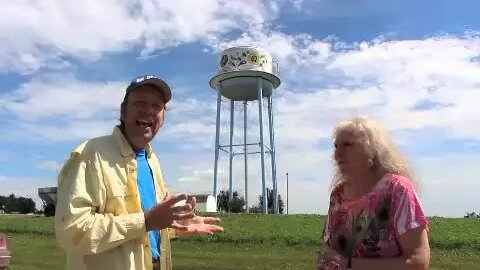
[172,193,217,213]
[193,194,217,213]
[38,187,57,217]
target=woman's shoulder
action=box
[383,173,419,199]
[385,173,415,188]
[328,183,347,207]
[330,182,346,197]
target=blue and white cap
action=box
[126,75,172,103]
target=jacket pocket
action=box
[104,185,126,215]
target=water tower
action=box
[209,46,281,214]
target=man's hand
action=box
[144,193,195,232]
[175,215,224,237]
[172,195,224,236]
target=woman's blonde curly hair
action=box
[330,115,417,191]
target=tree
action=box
[44,203,56,217]
[216,190,246,213]
[0,194,36,214]
[228,196,246,213]
[17,196,36,214]
[216,190,230,212]
[464,211,480,218]
[258,188,285,214]
[0,196,5,211]
[4,194,16,212]
[248,205,261,213]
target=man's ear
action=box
[120,103,126,121]
[159,108,166,128]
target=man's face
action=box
[121,85,166,149]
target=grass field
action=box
[0,214,479,269]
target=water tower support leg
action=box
[213,84,222,202]
[268,95,279,214]
[228,100,234,205]
[257,78,268,214]
[244,101,249,213]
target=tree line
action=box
[0,194,36,214]
[464,212,480,218]
[216,188,285,214]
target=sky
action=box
[0,0,479,217]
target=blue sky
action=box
[1,0,479,217]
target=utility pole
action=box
[286,172,289,215]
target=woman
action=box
[318,116,430,270]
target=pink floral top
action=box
[322,173,428,259]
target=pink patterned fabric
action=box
[322,173,428,258]
[0,234,6,248]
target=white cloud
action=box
[36,161,63,172]
[0,1,143,73]
[163,121,217,148]
[0,73,223,143]
[162,152,223,195]
[325,35,480,137]
[411,153,480,217]
[140,0,277,54]
[178,169,215,183]
[1,74,125,121]
[289,0,304,11]
[0,119,118,142]
[0,0,279,73]
[211,31,480,141]
[273,87,385,147]
[0,74,124,141]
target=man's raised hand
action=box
[144,193,195,231]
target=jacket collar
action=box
[112,126,153,158]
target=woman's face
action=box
[334,129,372,179]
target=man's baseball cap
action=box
[125,75,172,103]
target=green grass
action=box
[3,233,64,270]
[0,215,54,236]
[0,214,479,269]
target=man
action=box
[55,75,223,270]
